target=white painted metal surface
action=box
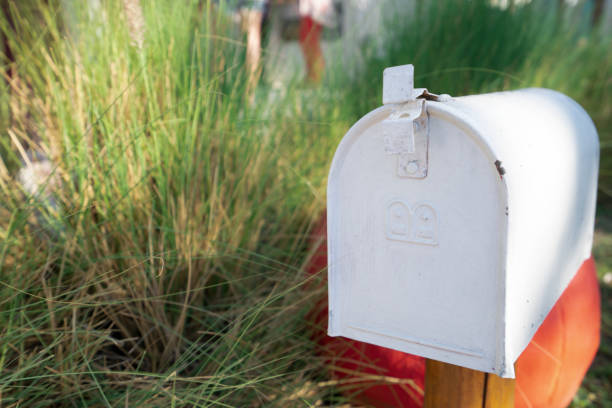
[327,65,599,378]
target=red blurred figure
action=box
[298,0,336,83]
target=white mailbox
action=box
[327,65,599,378]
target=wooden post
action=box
[424,359,515,408]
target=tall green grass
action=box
[0,1,344,406]
[0,0,610,406]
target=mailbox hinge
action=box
[382,65,439,179]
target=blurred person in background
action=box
[235,0,269,89]
[237,0,338,86]
[229,0,339,86]
[210,0,270,90]
[298,0,337,83]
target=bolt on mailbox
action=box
[327,64,599,378]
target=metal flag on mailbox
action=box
[326,64,599,378]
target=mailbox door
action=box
[328,105,508,375]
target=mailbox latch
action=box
[382,65,434,179]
